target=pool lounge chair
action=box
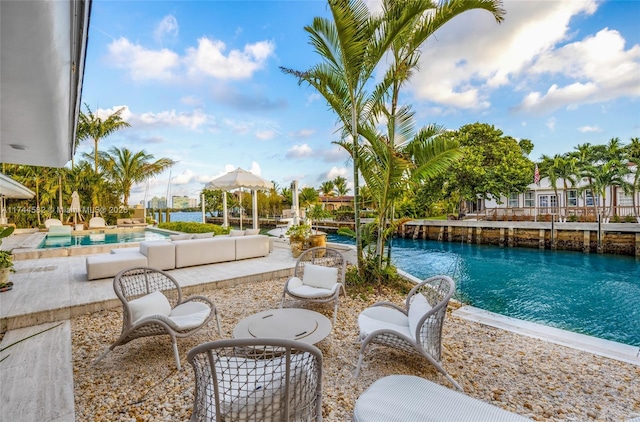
[88,216,115,229]
[354,375,531,421]
[44,218,63,228]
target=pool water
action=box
[327,234,640,347]
[39,229,170,249]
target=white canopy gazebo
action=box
[205,168,273,230]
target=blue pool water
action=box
[327,234,640,346]
[39,229,170,249]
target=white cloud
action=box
[106,38,180,81]
[289,129,315,138]
[255,129,277,140]
[517,28,640,113]
[172,169,196,185]
[408,1,599,109]
[326,166,348,180]
[95,105,132,121]
[185,38,275,80]
[249,161,262,176]
[286,144,313,159]
[578,125,601,133]
[306,93,321,105]
[546,117,556,131]
[154,15,179,44]
[132,109,212,130]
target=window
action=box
[508,193,518,208]
[538,195,557,213]
[567,190,578,207]
[585,190,595,206]
[619,193,633,206]
[524,191,535,207]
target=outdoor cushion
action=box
[245,229,260,235]
[302,263,338,290]
[229,229,245,237]
[168,301,211,330]
[358,307,412,340]
[170,234,191,241]
[192,233,213,239]
[408,293,432,338]
[123,218,133,224]
[289,283,339,298]
[128,291,172,324]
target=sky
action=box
[78,0,640,206]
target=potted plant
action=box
[0,226,15,290]
[306,205,331,250]
[286,223,311,258]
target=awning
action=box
[0,172,35,199]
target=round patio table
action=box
[233,309,332,345]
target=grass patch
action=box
[157,221,229,235]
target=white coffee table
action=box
[233,309,332,345]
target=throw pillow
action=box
[229,229,245,237]
[408,293,432,339]
[170,234,192,241]
[128,291,172,324]
[302,264,339,290]
[245,229,260,235]
[192,233,213,239]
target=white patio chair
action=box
[355,275,462,391]
[187,338,323,422]
[88,216,115,229]
[44,218,63,228]
[281,246,346,324]
[94,266,221,370]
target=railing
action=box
[477,206,640,222]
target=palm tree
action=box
[582,160,629,220]
[626,137,640,220]
[333,176,349,196]
[299,186,320,209]
[100,147,175,206]
[77,104,131,174]
[320,180,335,197]
[549,155,577,221]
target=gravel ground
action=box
[72,277,640,421]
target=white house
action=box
[479,173,639,223]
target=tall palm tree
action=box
[626,137,640,220]
[281,0,435,271]
[582,160,629,220]
[320,180,335,197]
[100,147,175,206]
[77,104,131,174]
[549,155,577,220]
[333,176,349,196]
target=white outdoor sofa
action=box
[85,233,271,280]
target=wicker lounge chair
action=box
[187,338,323,422]
[354,375,531,421]
[355,275,462,390]
[281,246,346,324]
[94,266,221,370]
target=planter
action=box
[0,268,9,286]
[290,235,307,258]
[308,233,327,249]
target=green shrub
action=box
[624,215,636,223]
[568,214,579,222]
[157,221,229,235]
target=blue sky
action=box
[78,0,640,206]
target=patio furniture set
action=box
[93,246,530,421]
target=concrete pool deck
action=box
[0,235,638,421]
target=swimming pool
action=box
[39,229,170,249]
[327,234,640,347]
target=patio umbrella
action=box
[69,191,84,225]
[205,168,273,230]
